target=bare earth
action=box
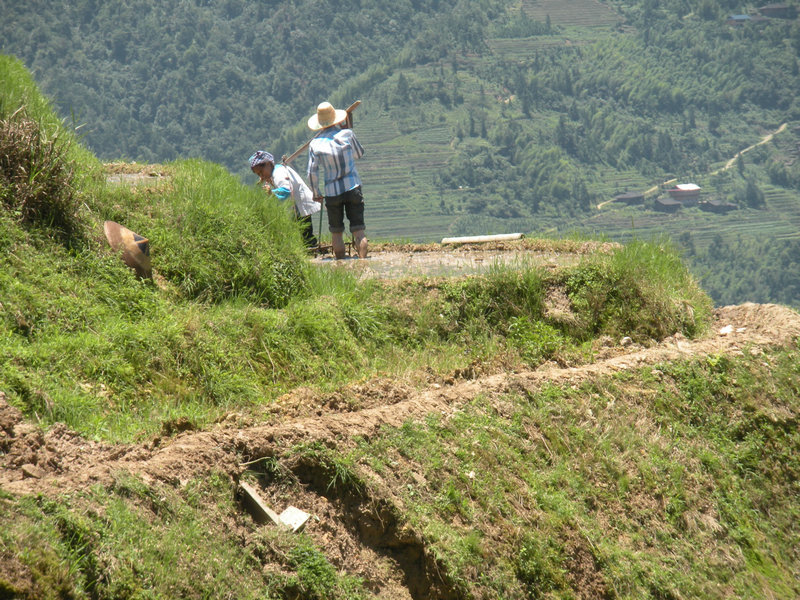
[2,302,799,497]
[312,239,620,278]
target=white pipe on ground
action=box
[441,233,524,245]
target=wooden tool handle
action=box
[282,100,361,165]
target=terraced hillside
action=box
[4,51,800,597]
[521,0,621,27]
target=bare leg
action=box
[331,231,346,259]
[353,230,368,259]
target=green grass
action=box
[3,347,798,598]
[1,196,712,441]
[338,347,800,599]
[0,472,369,599]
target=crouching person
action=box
[249,150,321,248]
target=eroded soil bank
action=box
[2,302,799,599]
[3,302,798,497]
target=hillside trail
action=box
[2,302,799,498]
[710,122,788,176]
[311,239,618,277]
[596,122,788,209]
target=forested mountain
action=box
[1,0,473,166]
[3,0,800,306]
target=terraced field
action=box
[321,115,458,242]
[487,35,590,58]
[591,166,654,203]
[521,0,621,27]
[582,183,800,250]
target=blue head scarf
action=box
[249,150,274,168]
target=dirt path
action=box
[597,122,788,209]
[311,239,620,277]
[2,302,799,497]
[711,122,788,176]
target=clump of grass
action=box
[1,55,99,245]
[441,262,546,332]
[515,533,570,597]
[95,159,310,307]
[508,316,566,364]
[286,537,368,600]
[0,109,81,242]
[559,237,712,341]
[289,440,367,494]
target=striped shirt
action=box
[307,126,364,198]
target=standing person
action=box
[249,150,320,248]
[306,101,367,259]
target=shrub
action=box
[440,263,546,332]
[562,238,711,341]
[508,315,566,364]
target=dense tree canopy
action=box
[2,0,487,169]
[3,0,800,306]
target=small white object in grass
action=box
[279,506,311,533]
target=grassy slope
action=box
[2,56,799,599]
[345,351,800,598]
[3,349,799,599]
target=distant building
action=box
[666,183,701,206]
[726,14,751,25]
[699,199,738,214]
[759,3,797,18]
[614,191,645,205]
[654,197,682,213]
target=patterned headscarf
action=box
[249,150,274,168]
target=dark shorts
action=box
[325,186,365,234]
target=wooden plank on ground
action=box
[239,481,287,528]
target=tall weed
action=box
[0,56,99,244]
[561,237,711,340]
[0,110,80,237]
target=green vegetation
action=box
[1,24,799,600]
[3,349,798,598]
[337,347,800,598]
[0,472,368,599]
[3,0,800,305]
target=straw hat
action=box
[103,220,152,279]
[307,101,348,131]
